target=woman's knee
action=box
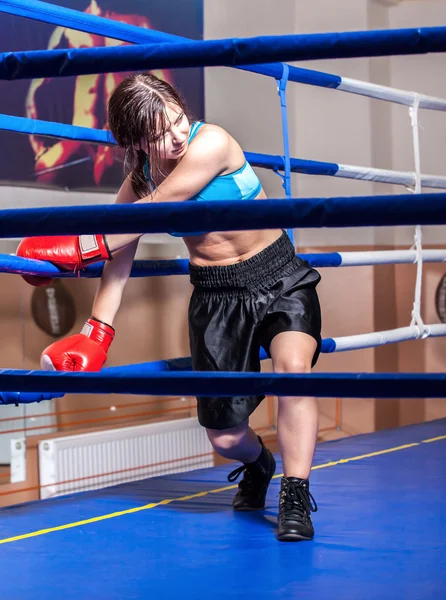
[270,331,316,374]
[273,355,312,374]
[206,420,249,451]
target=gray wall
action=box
[204,0,446,247]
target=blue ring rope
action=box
[0,253,343,278]
[0,1,346,91]
[0,113,340,176]
[0,0,316,87]
[0,370,445,399]
[2,28,446,81]
[0,194,445,238]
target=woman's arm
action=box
[39,175,141,373]
[90,175,140,326]
[16,128,231,274]
[105,127,230,253]
[91,239,138,327]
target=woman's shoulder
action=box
[186,122,232,162]
[191,122,232,144]
[186,122,244,175]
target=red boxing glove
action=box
[40,317,115,372]
[17,234,112,287]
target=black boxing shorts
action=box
[188,231,322,430]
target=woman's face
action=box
[140,103,190,161]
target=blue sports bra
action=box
[144,121,262,237]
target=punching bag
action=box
[31,279,76,337]
[435,275,446,324]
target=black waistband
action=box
[189,232,297,290]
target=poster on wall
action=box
[0,0,204,191]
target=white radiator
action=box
[38,418,214,499]
[0,400,57,464]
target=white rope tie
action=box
[408,94,428,338]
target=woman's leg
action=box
[206,420,261,463]
[269,331,318,479]
[269,330,319,542]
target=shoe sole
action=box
[276,532,313,542]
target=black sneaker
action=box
[227,437,276,511]
[277,477,318,542]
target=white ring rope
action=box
[337,250,446,266]
[330,324,446,353]
[334,164,446,190]
[338,78,446,112]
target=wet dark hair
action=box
[107,73,192,198]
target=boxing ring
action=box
[0,1,445,597]
[0,419,444,599]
